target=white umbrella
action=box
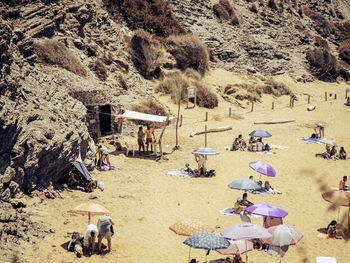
[269,225,298,263]
[319,138,337,147]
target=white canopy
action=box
[117,110,175,123]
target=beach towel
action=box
[256,151,274,155]
[101,165,120,170]
[249,188,271,194]
[298,137,322,144]
[258,249,279,255]
[166,169,199,178]
[317,256,337,263]
[219,208,261,218]
[269,144,288,149]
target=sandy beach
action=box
[22,71,350,263]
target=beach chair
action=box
[316,256,336,263]
[125,142,135,157]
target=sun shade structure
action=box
[322,190,350,207]
[72,161,92,181]
[68,203,111,224]
[191,147,219,155]
[249,161,276,177]
[244,203,288,218]
[169,219,214,236]
[319,138,337,147]
[116,109,176,123]
[249,129,272,138]
[261,225,303,246]
[216,239,254,255]
[228,178,262,191]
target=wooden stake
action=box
[229,107,232,117]
[335,94,337,100]
[180,115,183,127]
[205,125,207,147]
[272,102,274,110]
[158,116,169,159]
[205,112,208,122]
[325,92,327,101]
[251,101,254,112]
[175,96,181,148]
[308,95,310,104]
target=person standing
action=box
[137,126,145,154]
[83,224,98,255]
[97,214,115,253]
[97,145,112,169]
[145,124,155,152]
[339,176,348,191]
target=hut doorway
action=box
[99,105,111,136]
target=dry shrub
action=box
[105,0,186,37]
[336,10,344,19]
[267,0,277,9]
[294,23,305,31]
[338,40,350,65]
[213,0,239,25]
[184,68,202,81]
[130,99,168,126]
[131,29,173,79]
[33,39,87,77]
[334,22,350,41]
[302,7,335,38]
[338,60,350,81]
[263,80,291,96]
[89,59,108,81]
[314,36,329,50]
[167,33,209,75]
[195,84,218,108]
[117,74,128,90]
[102,51,114,65]
[86,44,99,57]
[249,3,258,13]
[306,48,338,81]
[155,71,189,102]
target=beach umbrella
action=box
[261,225,303,246]
[216,239,254,255]
[267,225,302,262]
[322,190,350,220]
[228,178,262,191]
[183,233,229,262]
[249,130,272,138]
[67,202,111,224]
[169,219,214,236]
[191,147,219,155]
[244,203,288,218]
[220,223,272,262]
[249,161,276,179]
[319,138,337,147]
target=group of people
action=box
[184,154,216,177]
[68,168,98,192]
[68,214,115,257]
[37,181,63,200]
[318,145,347,160]
[137,124,156,155]
[230,135,270,153]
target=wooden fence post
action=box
[205,125,207,147]
[229,107,232,117]
[335,94,337,100]
[205,112,208,121]
[325,92,327,101]
[251,101,254,112]
[272,102,274,110]
[308,95,310,104]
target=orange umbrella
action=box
[169,218,214,236]
[322,190,350,220]
[68,202,111,223]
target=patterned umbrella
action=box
[249,130,272,138]
[244,203,288,218]
[68,202,111,224]
[184,232,230,250]
[216,239,254,255]
[228,178,262,191]
[249,161,276,177]
[192,147,219,155]
[169,219,214,236]
[261,225,303,246]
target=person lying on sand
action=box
[339,176,348,191]
[327,220,346,239]
[264,181,281,194]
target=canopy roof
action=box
[116,109,176,123]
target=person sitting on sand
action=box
[234,197,245,214]
[320,145,332,159]
[44,181,62,199]
[241,192,254,207]
[264,181,281,194]
[248,136,257,152]
[338,147,347,160]
[256,138,264,152]
[232,137,239,151]
[327,220,346,239]
[233,253,243,263]
[195,154,206,176]
[329,146,337,160]
[237,134,247,150]
[184,163,195,174]
[339,176,348,191]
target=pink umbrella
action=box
[216,239,254,255]
[260,225,303,245]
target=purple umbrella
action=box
[249,161,276,179]
[244,203,288,218]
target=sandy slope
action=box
[21,71,350,263]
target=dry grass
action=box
[102,51,114,65]
[303,7,335,38]
[267,0,277,9]
[166,33,209,75]
[195,84,218,109]
[131,29,173,79]
[213,0,239,25]
[155,71,189,102]
[105,0,186,37]
[33,39,87,77]
[89,59,108,81]
[306,48,338,81]
[338,40,350,65]
[314,36,330,50]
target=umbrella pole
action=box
[338,207,340,222]
[245,240,248,263]
[280,253,281,263]
[188,247,191,263]
[88,212,91,224]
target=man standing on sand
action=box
[97,214,115,253]
[83,224,98,255]
[137,126,145,155]
[339,176,348,191]
[145,124,155,152]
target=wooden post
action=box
[205,125,207,147]
[205,112,208,121]
[272,102,274,110]
[251,101,254,112]
[335,94,337,100]
[308,95,310,104]
[325,92,327,101]
[158,116,169,160]
[229,107,232,117]
[180,115,183,127]
[175,95,181,148]
[194,87,197,108]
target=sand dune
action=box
[23,72,350,263]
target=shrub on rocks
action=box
[213,0,239,25]
[306,48,338,81]
[195,84,218,109]
[89,59,108,81]
[155,71,189,102]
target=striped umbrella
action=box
[169,218,214,236]
[192,147,219,155]
[249,130,272,138]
